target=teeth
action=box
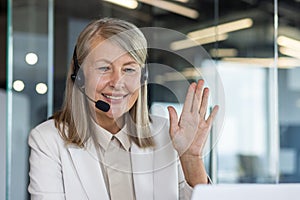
[104,94,124,100]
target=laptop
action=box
[191,184,300,200]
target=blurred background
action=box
[1,0,300,199]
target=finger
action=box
[182,82,197,113]
[199,88,209,118]
[192,79,205,113]
[206,105,219,126]
[167,106,179,138]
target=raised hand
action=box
[167,79,219,158]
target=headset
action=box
[70,46,148,112]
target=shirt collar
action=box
[92,119,131,151]
[114,127,131,151]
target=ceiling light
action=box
[170,34,228,51]
[210,48,238,57]
[188,18,253,39]
[173,0,189,3]
[154,68,201,83]
[170,18,253,51]
[138,0,199,19]
[36,83,48,94]
[103,0,138,9]
[277,36,300,50]
[222,57,300,68]
[279,47,300,60]
[25,52,38,65]
[13,80,25,92]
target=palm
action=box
[168,80,218,157]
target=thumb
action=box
[167,106,178,138]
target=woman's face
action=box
[83,39,141,121]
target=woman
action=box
[28,17,218,200]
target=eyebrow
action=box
[94,58,111,64]
[94,59,139,67]
[122,61,139,66]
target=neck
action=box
[95,115,124,134]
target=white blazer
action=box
[28,115,193,200]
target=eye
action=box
[123,67,138,74]
[97,66,111,73]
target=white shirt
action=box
[92,122,135,200]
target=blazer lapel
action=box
[131,143,154,200]
[68,139,109,200]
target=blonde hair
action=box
[53,18,154,148]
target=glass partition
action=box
[278,0,300,183]
[215,0,279,183]
[6,0,53,199]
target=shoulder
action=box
[149,114,169,129]
[33,119,57,131]
[149,114,169,135]
[149,114,171,147]
[30,119,59,137]
[29,119,65,149]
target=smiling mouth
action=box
[102,93,127,100]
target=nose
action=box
[109,70,124,89]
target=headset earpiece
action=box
[141,64,148,83]
[71,46,85,88]
[74,69,85,88]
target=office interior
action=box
[0,0,300,199]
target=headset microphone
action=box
[95,100,110,112]
[78,86,110,112]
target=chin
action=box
[107,107,129,119]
